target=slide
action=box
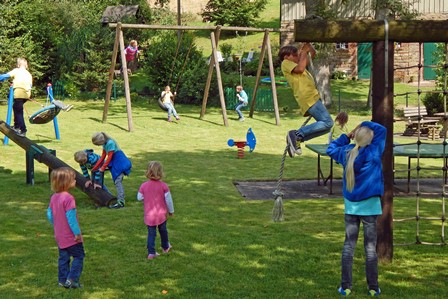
[0,120,116,207]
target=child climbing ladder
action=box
[278,43,333,157]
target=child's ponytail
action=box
[344,126,374,192]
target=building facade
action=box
[281,0,448,82]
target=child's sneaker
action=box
[64,279,81,289]
[168,117,172,122]
[109,201,124,209]
[162,244,172,253]
[176,116,180,120]
[338,287,351,296]
[147,252,160,259]
[286,130,297,157]
[368,288,381,296]
[295,140,302,155]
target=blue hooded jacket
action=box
[326,121,386,202]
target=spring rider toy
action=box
[227,128,256,158]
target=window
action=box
[335,43,348,50]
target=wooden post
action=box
[201,26,221,119]
[249,31,268,118]
[103,24,121,123]
[118,25,134,132]
[210,31,228,126]
[372,40,395,262]
[265,32,280,125]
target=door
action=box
[423,43,437,80]
[357,43,372,79]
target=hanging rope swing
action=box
[157,33,195,111]
[27,84,73,124]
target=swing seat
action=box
[157,97,169,111]
[29,104,61,124]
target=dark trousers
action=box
[147,221,169,255]
[13,98,28,132]
[58,243,85,284]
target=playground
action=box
[0,77,447,297]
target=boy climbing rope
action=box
[279,43,333,157]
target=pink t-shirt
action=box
[125,46,138,62]
[49,192,83,249]
[138,180,170,226]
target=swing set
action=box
[103,23,284,131]
[3,83,70,145]
[157,32,195,112]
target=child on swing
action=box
[279,43,333,157]
[161,85,180,122]
[235,85,248,122]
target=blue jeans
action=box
[147,221,170,255]
[236,102,247,119]
[296,100,333,141]
[58,243,85,284]
[341,215,379,291]
[114,173,125,203]
[164,102,178,119]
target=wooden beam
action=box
[0,120,116,207]
[108,23,288,33]
[103,24,121,123]
[294,19,448,43]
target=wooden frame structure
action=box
[294,18,448,261]
[103,23,286,130]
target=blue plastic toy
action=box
[227,128,256,158]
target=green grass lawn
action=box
[0,78,447,298]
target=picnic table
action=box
[305,143,448,194]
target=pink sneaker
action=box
[175,116,180,120]
[147,252,160,259]
[167,117,172,122]
[163,244,172,253]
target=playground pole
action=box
[46,83,61,140]
[3,85,14,146]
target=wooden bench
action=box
[402,106,440,139]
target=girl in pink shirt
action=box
[137,161,174,259]
[47,167,84,288]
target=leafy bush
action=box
[141,31,212,105]
[422,92,445,116]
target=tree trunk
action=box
[303,0,333,106]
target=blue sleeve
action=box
[0,74,11,82]
[66,209,81,235]
[47,207,54,225]
[326,134,351,164]
[164,192,174,213]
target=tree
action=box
[201,0,268,27]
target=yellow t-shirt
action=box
[331,124,349,140]
[281,59,319,115]
[8,67,32,99]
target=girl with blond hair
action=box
[137,161,174,259]
[326,121,386,297]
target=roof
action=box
[101,5,139,24]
